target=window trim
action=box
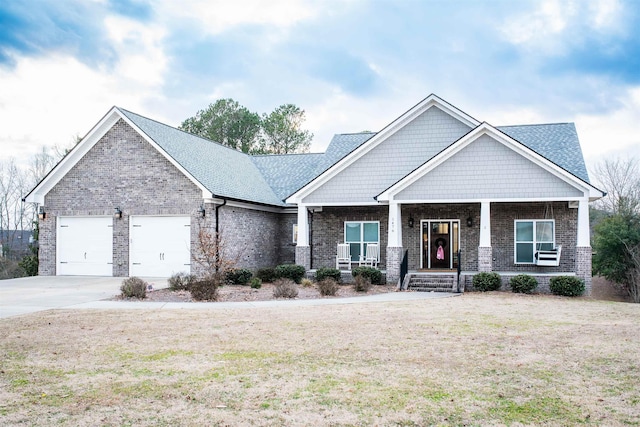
[514,219,555,265]
[292,224,298,244]
[344,221,380,263]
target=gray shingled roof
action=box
[116,107,590,207]
[498,123,590,183]
[118,108,284,206]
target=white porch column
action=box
[576,197,593,295]
[387,202,402,247]
[296,204,309,246]
[576,198,590,247]
[386,202,404,285]
[478,201,492,272]
[295,204,311,269]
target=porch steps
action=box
[404,273,457,293]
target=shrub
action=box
[121,277,147,299]
[472,272,502,292]
[18,255,38,277]
[190,274,222,301]
[549,276,585,297]
[317,278,340,296]
[351,267,383,285]
[315,267,342,283]
[301,278,314,288]
[274,264,306,284]
[273,278,299,298]
[168,272,197,291]
[353,275,372,292]
[510,274,538,294]
[0,258,25,280]
[250,277,262,289]
[226,268,253,285]
[256,267,277,283]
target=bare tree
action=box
[591,157,640,214]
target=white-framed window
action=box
[292,224,298,244]
[345,221,379,262]
[514,220,555,264]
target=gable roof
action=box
[26,95,601,209]
[376,122,603,202]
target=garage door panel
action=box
[130,216,191,277]
[57,217,113,276]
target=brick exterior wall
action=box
[478,247,492,272]
[575,246,592,295]
[310,206,388,269]
[386,246,403,284]
[39,119,290,276]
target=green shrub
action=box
[549,276,585,297]
[250,277,262,289]
[121,277,147,299]
[353,275,372,292]
[256,267,277,283]
[190,274,222,301]
[273,278,299,298]
[317,278,339,296]
[472,272,502,292]
[0,258,25,280]
[274,264,306,284]
[18,255,38,277]
[351,267,383,285]
[315,267,341,283]
[510,274,538,294]
[168,272,197,291]
[301,278,314,288]
[226,268,253,285]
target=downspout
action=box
[214,198,227,272]
[307,208,313,269]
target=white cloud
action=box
[588,0,624,32]
[158,0,319,35]
[502,0,573,46]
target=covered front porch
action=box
[295,199,592,293]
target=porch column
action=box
[295,204,311,270]
[386,202,403,285]
[478,201,492,272]
[575,198,592,295]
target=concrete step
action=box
[406,274,456,292]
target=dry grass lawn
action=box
[1,293,638,426]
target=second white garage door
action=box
[129,216,191,277]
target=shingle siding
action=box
[396,135,583,200]
[302,106,472,204]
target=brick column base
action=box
[386,246,404,285]
[575,246,592,296]
[295,245,311,270]
[478,246,492,272]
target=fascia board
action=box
[393,196,592,204]
[286,94,481,204]
[379,123,602,202]
[25,107,122,204]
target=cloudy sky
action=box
[1,0,639,172]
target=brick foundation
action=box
[386,246,403,285]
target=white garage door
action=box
[130,216,191,277]
[57,216,113,276]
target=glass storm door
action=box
[421,220,460,270]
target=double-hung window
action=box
[514,220,555,264]
[345,221,379,262]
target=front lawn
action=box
[0,293,638,426]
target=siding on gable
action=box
[395,134,583,201]
[302,106,472,204]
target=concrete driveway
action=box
[0,276,167,319]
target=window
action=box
[515,220,555,264]
[345,221,379,262]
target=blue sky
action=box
[1,0,639,170]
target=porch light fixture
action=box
[199,205,206,218]
[466,216,473,227]
[114,207,123,219]
[408,215,414,228]
[38,206,46,220]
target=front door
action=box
[421,220,459,269]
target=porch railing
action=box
[456,249,462,293]
[400,249,408,287]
